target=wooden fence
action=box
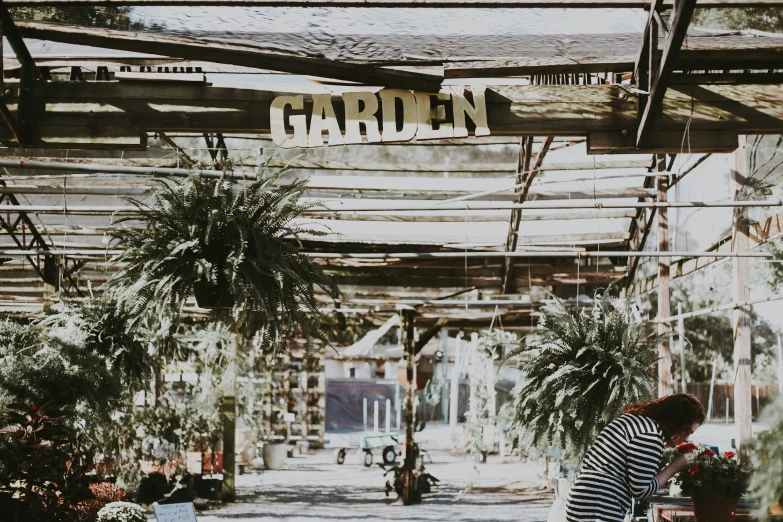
[672,382,779,421]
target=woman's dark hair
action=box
[625,394,706,444]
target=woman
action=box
[565,394,706,522]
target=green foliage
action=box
[692,8,783,33]
[0,403,95,522]
[107,158,339,349]
[751,394,783,521]
[676,447,752,498]
[0,299,151,422]
[506,286,659,463]
[9,6,151,31]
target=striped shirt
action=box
[565,414,665,522]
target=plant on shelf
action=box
[750,393,783,521]
[505,284,660,464]
[675,443,752,522]
[106,158,339,350]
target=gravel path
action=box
[194,450,553,522]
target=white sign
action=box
[283,412,295,423]
[270,86,490,148]
[153,503,198,522]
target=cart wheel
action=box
[238,465,245,475]
[334,448,346,465]
[363,450,373,467]
[382,446,397,465]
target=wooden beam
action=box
[732,135,752,464]
[17,22,443,92]
[588,130,739,155]
[655,155,672,398]
[636,0,697,146]
[445,56,636,79]
[6,80,783,149]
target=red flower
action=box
[724,451,736,460]
[699,448,716,457]
[677,442,699,453]
[690,464,701,477]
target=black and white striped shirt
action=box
[566,414,665,522]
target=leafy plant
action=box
[0,403,95,522]
[751,393,783,520]
[0,301,150,423]
[505,285,660,463]
[675,445,751,498]
[107,158,339,349]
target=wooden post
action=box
[678,302,687,394]
[732,135,753,465]
[449,332,462,438]
[221,331,238,502]
[777,335,783,394]
[707,355,717,421]
[401,308,418,506]
[656,155,672,398]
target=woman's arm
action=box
[627,433,667,500]
[655,454,693,486]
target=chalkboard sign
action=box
[153,503,198,522]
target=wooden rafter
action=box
[17,22,442,92]
[6,81,783,148]
[636,0,697,147]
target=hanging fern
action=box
[106,158,339,351]
[505,285,660,464]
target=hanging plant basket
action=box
[193,280,234,309]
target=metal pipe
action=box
[0,158,253,180]
[0,200,779,214]
[655,293,783,323]
[0,249,775,259]
[315,200,783,212]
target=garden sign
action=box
[153,502,198,522]
[270,86,490,148]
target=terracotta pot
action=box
[691,494,740,522]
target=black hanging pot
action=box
[193,279,235,309]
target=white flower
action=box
[97,501,147,522]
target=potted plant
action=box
[505,284,660,463]
[675,443,752,522]
[106,158,339,346]
[262,438,288,471]
[750,393,783,521]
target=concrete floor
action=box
[195,449,553,522]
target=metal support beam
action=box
[636,0,697,147]
[502,137,534,294]
[0,4,38,146]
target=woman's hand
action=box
[671,453,695,472]
[655,453,694,487]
